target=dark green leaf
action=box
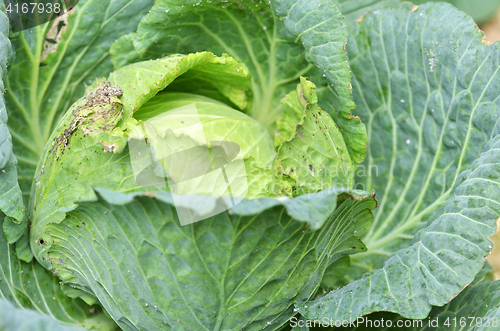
[320,279,500,330]
[320,255,350,290]
[0,214,118,330]
[298,2,500,320]
[271,0,367,168]
[421,280,500,330]
[0,298,86,331]
[45,187,375,330]
[0,3,25,241]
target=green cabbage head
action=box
[28,52,371,330]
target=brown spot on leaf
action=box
[101,141,119,153]
[49,258,67,268]
[84,81,123,108]
[40,8,75,62]
[51,81,123,155]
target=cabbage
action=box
[3,1,498,330]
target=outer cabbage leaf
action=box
[0,299,87,331]
[420,280,500,330]
[44,187,375,330]
[110,0,367,171]
[3,0,155,256]
[322,277,500,330]
[0,214,117,330]
[0,3,25,247]
[271,0,366,168]
[298,2,500,321]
